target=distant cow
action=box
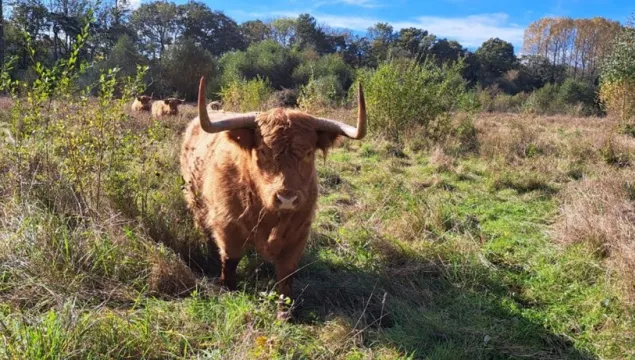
[180,77,367,319]
[207,101,222,111]
[131,95,152,112]
[152,98,184,117]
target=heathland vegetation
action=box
[1,2,635,359]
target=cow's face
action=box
[164,99,183,115]
[137,96,152,109]
[246,109,338,212]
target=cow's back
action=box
[151,101,164,117]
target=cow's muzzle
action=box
[274,191,300,210]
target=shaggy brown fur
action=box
[152,98,183,117]
[181,107,341,318]
[131,95,152,112]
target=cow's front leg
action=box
[215,224,248,291]
[272,228,309,321]
[220,256,241,291]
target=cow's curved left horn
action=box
[313,82,367,140]
[198,77,258,133]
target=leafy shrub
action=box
[220,40,300,90]
[298,75,344,114]
[491,92,529,113]
[267,88,299,108]
[523,83,559,115]
[358,59,468,141]
[457,90,481,113]
[556,78,600,116]
[292,53,354,91]
[220,76,273,112]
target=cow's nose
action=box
[275,191,299,209]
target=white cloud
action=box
[127,0,142,10]
[231,10,524,48]
[407,13,524,47]
[316,12,523,47]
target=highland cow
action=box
[180,76,367,319]
[131,95,152,112]
[152,98,184,117]
[207,100,222,111]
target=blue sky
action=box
[133,0,634,51]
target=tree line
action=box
[0,0,626,107]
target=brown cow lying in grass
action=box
[207,100,222,111]
[131,95,152,112]
[180,76,367,319]
[152,98,184,117]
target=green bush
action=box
[556,78,601,116]
[298,75,344,114]
[491,92,529,113]
[220,76,273,112]
[524,83,559,115]
[220,40,300,90]
[292,53,354,91]
[358,59,468,141]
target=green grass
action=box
[1,123,634,359]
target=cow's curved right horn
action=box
[313,82,367,140]
[198,77,258,133]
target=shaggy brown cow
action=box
[207,100,222,111]
[131,95,152,112]
[152,98,184,117]
[181,76,366,319]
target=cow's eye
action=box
[304,150,313,161]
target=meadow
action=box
[1,85,634,359]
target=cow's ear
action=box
[316,131,340,156]
[227,128,255,150]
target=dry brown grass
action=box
[149,247,197,297]
[555,169,635,290]
[475,113,614,164]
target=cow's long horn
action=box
[313,82,367,140]
[198,76,257,134]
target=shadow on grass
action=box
[242,235,595,360]
[125,186,593,358]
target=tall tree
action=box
[294,13,331,54]
[395,27,429,57]
[240,20,270,45]
[268,17,296,47]
[367,22,395,64]
[475,37,516,84]
[523,17,621,79]
[179,2,245,56]
[131,1,180,59]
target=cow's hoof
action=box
[276,308,292,321]
[276,300,294,321]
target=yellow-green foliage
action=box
[219,76,273,112]
[297,74,342,115]
[599,79,635,122]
